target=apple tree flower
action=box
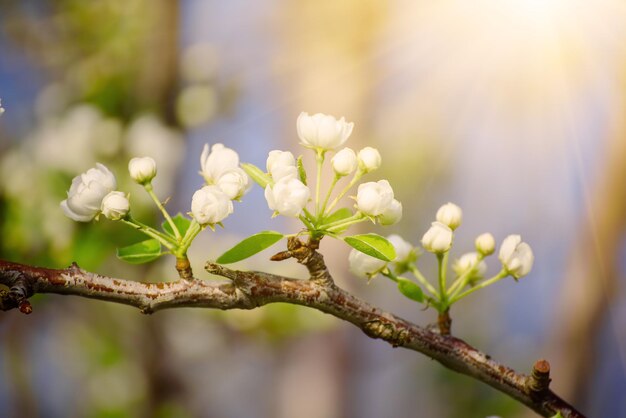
[436,202,462,230]
[191,185,233,225]
[199,143,250,200]
[357,147,381,173]
[378,199,403,226]
[355,180,394,217]
[331,147,357,176]
[498,235,534,279]
[348,248,387,278]
[267,150,297,181]
[475,233,495,256]
[101,191,130,221]
[421,221,453,253]
[0,98,4,115]
[61,163,117,222]
[452,252,486,278]
[128,156,157,185]
[297,112,354,151]
[264,177,310,217]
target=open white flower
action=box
[357,147,381,173]
[475,233,496,256]
[436,202,462,230]
[128,156,157,185]
[264,177,310,218]
[191,185,233,225]
[200,143,240,184]
[452,252,486,278]
[331,147,357,176]
[101,191,130,221]
[266,150,297,181]
[498,235,534,279]
[421,221,453,253]
[355,180,394,217]
[378,198,402,225]
[297,112,354,151]
[61,163,117,222]
[348,248,387,278]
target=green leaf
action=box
[161,213,191,238]
[344,233,396,262]
[216,231,284,264]
[397,278,424,303]
[241,163,272,188]
[116,239,162,264]
[321,207,353,233]
[297,155,307,185]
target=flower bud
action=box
[101,191,130,220]
[128,156,157,185]
[200,143,240,184]
[216,168,250,200]
[475,233,495,256]
[436,202,462,230]
[0,98,4,115]
[266,150,297,181]
[331,147,357,176]
[264,177,310,217]
[191,185,234,225]
[452,252,486,278]
[348,248,387,278]
[355,180,394,217]
[387,234,414,264]
[421,221,453,253]
[378,198,402,225]
[498,235,534,279]
[61,163,117,222]
[297,112,354,151]
[357,147,381,172]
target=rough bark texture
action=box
[0,247,584,418]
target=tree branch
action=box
[0,256,584,418]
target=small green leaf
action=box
[116,239,162,264]
[297,155,307,185]
[397,278,424,303]
[217,231,284,264]
[550,413,564,418]
[321,207,353,233]
[242,163,272,188]
[162,213,192,238]
[344,233,396,262]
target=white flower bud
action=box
[101,191,130,221]
[357,147,381,172]
[191,185,234,225]
[475,233,496,256]
[60,163,117,222]
[331,147,357,176]
[199,143,240,184]
[355,180,394,217]
[452,252,486,278]
[0,98,4,115]
[387,234,414,264]
[128,156,157,185]
[436,202,462,230]
[348,248,387,278]
[421,221,453,253]
[498,235,534,279]
[297,112,354,150]
[266,150,297,181]
[378,199,402,225]
[216,168,250,200]
[264,177,310,217]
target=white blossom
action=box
[357,147,381,172]
[0,98,4,115]
[475,233,496,256]
[128,156,157,185]
[200,143,240,184]
[266,150,297,181]
[331,147,357,176]
[191,185,233,225]
[421,221,453,253]
[387,234,414,264]
[61,163,117,222]
[101,191,130,221]
[452,252,487,278]
[297,112,354,151]
[498,235,534,279]
[216,168,250,200]
[436,202,462,230]
[355,180,394,217]
[348,248,387,278]
[378,198,403,225]
[264,177,310,218]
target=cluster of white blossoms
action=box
[259,112,402,226]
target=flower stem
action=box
[324,214,367,233]
[320,175,340,217]
[315,150,324,216]
[408,264,439,297]
[437,252,448,310]
[448,269,508,304]
[447,254,485,297]
[121,217,177,250]
[144,183,181,241]
[325,170,363,214]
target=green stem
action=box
[144,183,181,241]
[315,150,324,216]
[325,215,367,233]
[121,217,177,250]
[320,175,340,217]
[437,252,448,309]
[325,170,363,214]
[448,269,508,304]
[447,254,485,297]
[178,220,203,256]
[408,264,439,297]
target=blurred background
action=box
[1,0,625,417]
